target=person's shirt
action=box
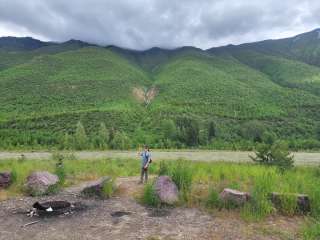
[140,151,151,167]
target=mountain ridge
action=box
[1,28,320,150]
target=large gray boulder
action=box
[0,172,12,189]
[219,188,250,206]
[25,171,59,196]
[81,177,112,198]
[154,176,179,205]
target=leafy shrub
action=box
[262,131,277,145]
[206,186,222,209]
[102,179,115,198]
[141,182,160,207]
[251,142,294,173]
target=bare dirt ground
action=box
[0,177,305,240]
[0,150,320,165]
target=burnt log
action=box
[219,188,250,206]
[270,192,310,213]
[80,177,112,198]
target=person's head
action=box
[144,145,149,151]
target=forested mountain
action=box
[1,29,320,150]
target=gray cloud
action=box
[0,0,319,50]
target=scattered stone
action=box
[110,211,132,217]
[219,188,250,206]
[0,172,12,189]
[270,192,310,213]
[81,177,112,198]
[154,176,179,205]
[25,171,59,196]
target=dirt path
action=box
[0,150,320,165]
[0,177,305,240]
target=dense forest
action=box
[1,29,320,150]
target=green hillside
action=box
[1,31,320,150]
[0,47,150,119]
[214,50,320,96]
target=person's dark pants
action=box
[140,167,148,182]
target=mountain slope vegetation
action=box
[1,29,320,150]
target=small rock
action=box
[154,176,179,205]
[81,177,112,198]
[219,188,250,206]
[270,192,310,213]
[0,172,12,189]
[25,171,59,196]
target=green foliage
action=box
[208,121,216,141]
[160,119,177,142]
[141,182,160,207]
[170,160,193,201]
[316,126,320,141]
[177,117,199,146]
[74,121,88,150]
[277,193,298,215]
[240,121,265,142]
[241,173,275,221]
[10,169,17,184]
[158,160,170,176]
[262,131,277,145]
[251,142,294,173]
[55,159,66,186]
[1,39,320,150]
[95,122,109,149]
[2,156,320,222]
[301,221,320,240]
[206,186,222,209]
[102,178,115,198]
[110,131,131,150]
[62,133,73,150]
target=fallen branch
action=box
[22,220,40,228]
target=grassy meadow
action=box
[1,154,320,238]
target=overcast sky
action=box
[0,0,319,50]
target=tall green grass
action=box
[1,157,320,223]
[301,221,320,240]
[141,182,160,207]
[241,173,275,221]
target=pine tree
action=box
[63,133,72,150]
[74,121,88,150]
[98,122,109,149]
[161,119,177,141]
[208,121,216,142]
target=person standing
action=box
[139,145,151,183]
